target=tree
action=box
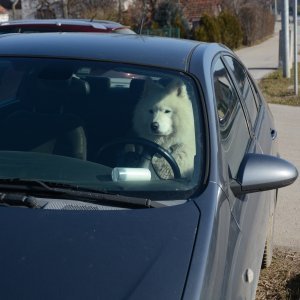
[153,0,189,37]
[221,0,273,14]
[126,0,166,32]
[238,3,275,45]
[12,0,20,19]
[34,0,120,20]
[66,0,119,20]
[35,0,57,19]
[221,0,247,14]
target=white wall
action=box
[0,13,9,22]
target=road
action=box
[235,21,300,250]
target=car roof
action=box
[0,32,219,71]
[0,19,132,31]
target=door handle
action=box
[270,128,277,140]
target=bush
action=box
[153,0,190,38]
[192,5,274,48]
[193,14,221,43]
[218,11,243,49]
[193,12,242,49]
[239,4,275,46]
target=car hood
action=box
[0,201,199,300]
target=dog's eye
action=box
[165,109,171,113]
[149,109,153,114]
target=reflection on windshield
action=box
[0,58,203,197]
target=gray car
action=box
[0,32,298,300]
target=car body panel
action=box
[0,33,200,71]
[0,202,199,300]
[182,182,232,299]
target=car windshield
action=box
[0,57,204,199]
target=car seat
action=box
[0,110,87,160]
[0,63,87,160]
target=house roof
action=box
[180,0,221,21]
[0,5,8,14]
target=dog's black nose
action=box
[151,122,159,132]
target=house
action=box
[0,0,21,20]
[180,0,221,25]
[0,5,9,22]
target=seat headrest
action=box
[85,77,110,96]
[38,63,75,81]
[130,79,145,98]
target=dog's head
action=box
[134,78,189,137]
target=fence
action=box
[141,27,180,38]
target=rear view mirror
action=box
[231,154,298,196]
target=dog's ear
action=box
[166,79,188,99]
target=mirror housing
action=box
[230,154,298,196]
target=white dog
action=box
[132,78,196,179]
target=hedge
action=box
[193,12,243,49]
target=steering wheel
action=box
[96,137,181,179]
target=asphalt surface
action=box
[235,21,300,250]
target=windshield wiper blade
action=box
[37,181,165,208]
[0,178,165,208]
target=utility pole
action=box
[294,0,298,95]
[282,0,290,78]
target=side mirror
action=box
[230,154,298,196]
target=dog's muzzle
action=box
[151,122,160,133]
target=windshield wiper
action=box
[0,193,44,208]
[0,178,165,208]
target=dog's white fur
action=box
[132,78,196,179]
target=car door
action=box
[212,55,272,300]
[223,55,278,269]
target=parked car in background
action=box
[0,32,298,300]
[0,19,136,34]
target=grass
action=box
[256,248,300,300]
[259,64,300,106]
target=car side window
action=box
[223,55,258,127]
[247,74,262,108]
[213,58,250,178]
